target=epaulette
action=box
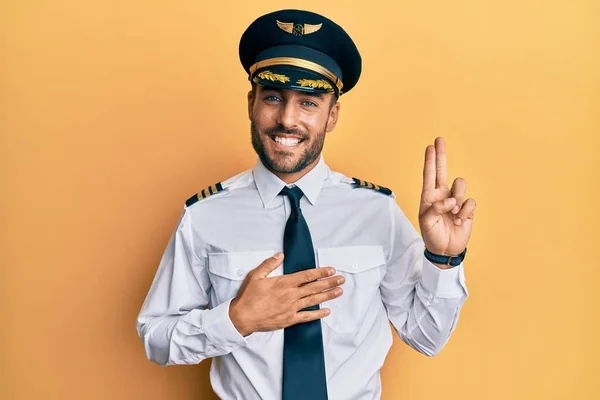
[185,182,225,207]
[351,177,393,196]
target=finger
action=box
[435,137,448,189]
[287,266,336,286]
[297,287,343,310]
[253,252,285,279]
[422,145,436,192]
[450,177,467,214]
[293,308,331,325]
[458,210,475,229]
[430,197,456,216]
[454,198,477,225]
[420,197,457,231]
[296,275,345,299]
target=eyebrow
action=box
[300,91,325,99]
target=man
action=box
[137,8,476,400]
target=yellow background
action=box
[2,0,598,399]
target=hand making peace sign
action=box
[418,137,476,266]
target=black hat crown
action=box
[239,9,362,96]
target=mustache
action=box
[263,125,306,138]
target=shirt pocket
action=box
[208,250,278,305]
[317,245,386,334]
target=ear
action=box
[325,101,341,133]
[247,89,254,121]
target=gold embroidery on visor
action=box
[297,79,333,91]
[250,57,343,92]
[257,70,290,84]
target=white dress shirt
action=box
[136,155,469,400]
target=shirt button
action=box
[352,264,358,270]
[236,269,244,277]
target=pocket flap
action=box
[317,245,386,274]
[208,250,276,280]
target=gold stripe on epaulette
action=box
[186,182,225,207]
[351,176,393,196]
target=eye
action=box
[265,95,282,102]
[302,100,317,107]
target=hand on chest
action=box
[207,245,386,333]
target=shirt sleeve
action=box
[136,208,249,366]
[379,198,469,357]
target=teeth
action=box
[274,136,301,147]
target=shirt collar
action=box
[252,154,329,208]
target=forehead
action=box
[256,84,330,99]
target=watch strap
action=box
[424,247,467,267]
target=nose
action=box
[276,100,299,130]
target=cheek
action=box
[254,108,277,128]
[306,113,329,132]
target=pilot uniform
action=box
[137,8,469,400]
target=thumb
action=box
[255,252,285,279]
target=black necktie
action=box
[279,186,328,400]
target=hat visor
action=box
[252,66,337,94]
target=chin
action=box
[265,154,301,173]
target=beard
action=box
[250,118,327,174]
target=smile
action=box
[270,135,305,147]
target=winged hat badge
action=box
[276,20,323,36]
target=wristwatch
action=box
[424,247,467,267]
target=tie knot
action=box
[279,186,304,211]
